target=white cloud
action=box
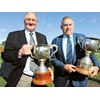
[0,29,6,32]
[92,18,96,23]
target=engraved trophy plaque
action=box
[32,44,58,85]
[75,37,100,75]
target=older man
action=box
[0,12,53,87]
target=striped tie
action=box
[29,33,38,72]
[66,36,73,64]
[30,33,35,45]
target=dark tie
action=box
[29,33,38,72]
[66,36,73,64]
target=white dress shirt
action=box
[23,29,37,76]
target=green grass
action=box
[88,73,100,87]
[0,54,2,64]
[0,77,7,87]
[95,53,100,63]
[87,53,100,87]
[46,82,55,87]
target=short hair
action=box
[24,12,38,20]
[61,16,73,25]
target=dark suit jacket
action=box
[51,33,100,87]
[0,29,51,87]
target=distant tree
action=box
[1,41,6,46]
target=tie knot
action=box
[29,32,35,45]
[67,36,70,38]
[67,36,71,41]
[29,33,33,36]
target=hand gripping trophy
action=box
[75,37,100,75]
[31,44,58,85]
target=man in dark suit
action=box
[0,12,53,87]
[51,16,100,87]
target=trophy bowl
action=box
[76,37,100,75]
[32,44,58,85]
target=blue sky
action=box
[0,12,100,44]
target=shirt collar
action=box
[63,33,73,38]
[25,29,35,35]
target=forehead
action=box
[63,18,73,23]
[25,13,37,19]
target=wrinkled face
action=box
[24,13,38,32]
[61,18,74,36]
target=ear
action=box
[24,19,25,24]
[60,25,62,29]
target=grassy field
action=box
[87,53,100,87]
[0,77,7,87]
[0,45,3,64]
[88,73,100,87]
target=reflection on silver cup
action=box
[33,44,58,72]
[85,37,100,52]
[32,44,58,85]
[76,37,100,75]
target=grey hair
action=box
[61,16,73,25]
[24,12,38,19]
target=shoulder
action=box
[73,32,85,37]
[52,34,63,44]
[35,31,46,37]
[52,34,63,41]
[6,30,24,41]
[8,30,24,36]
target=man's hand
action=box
[18,44,32,56]
[48,67,54,81]
[64,64,76,73]
[89,66,99,77]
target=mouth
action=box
[66,30,70,32]
[29,24,33,26]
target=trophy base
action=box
[75,67,90,76]
[33,70,52,86]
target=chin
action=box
[66,33,71,36]
[28,28,35,32]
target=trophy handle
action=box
[30,45,36,59]
[77,37,85,49]
[98,40,100,52]
[50,44,58,58]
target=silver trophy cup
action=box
[76,37,100,75]
[32,44,58,85]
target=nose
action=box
[29,19,33,24]
[67,24,70,28]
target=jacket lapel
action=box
[58,36,66,62]
[73,33,77,63]
[73,33,77,46]
[35,32,40,44]
[19,30,27,47]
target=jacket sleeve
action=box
[51,38,66,74]
[90,53,100,68]
[1,32,21,63]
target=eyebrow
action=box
[25,18,37,21]
[63,23,72,26]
